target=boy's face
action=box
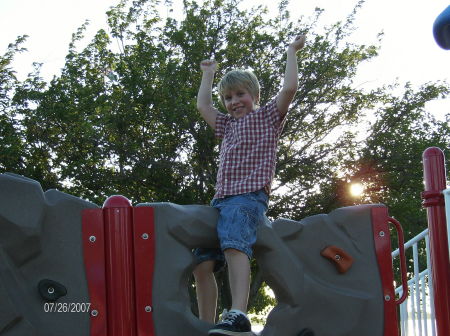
[223,87,256,119]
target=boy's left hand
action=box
[289,34,306,52]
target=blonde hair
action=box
[217,69,260,107]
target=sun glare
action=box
[350,183,364,197]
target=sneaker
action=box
[219,309,228,320]
[208,309,254,336]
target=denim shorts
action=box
[193,247,226,272]
[194,189,269,268]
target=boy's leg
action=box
[209,249,253,335]
[193,260,218,323]
[209,190,268,335]
[223,248,250,313]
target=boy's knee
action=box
[193,260,215,279]
[224,247,240,255]
[223,248,249,259]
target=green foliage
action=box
[342,82,449,281]
[1,0,448,320]
[346,82,449,237]
[0,38,24,170]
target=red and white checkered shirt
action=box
[213,98,286,199]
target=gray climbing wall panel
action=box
[0,173,98,335]
[0,173,394,335]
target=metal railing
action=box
[391,147,449,336]
[392,229,436,336]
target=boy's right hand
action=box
[200,59,217,73]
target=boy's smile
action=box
[223,88,256,119]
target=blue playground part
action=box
[433,5,450,49]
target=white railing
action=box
[445,189,450,254]
[392,229,436,336]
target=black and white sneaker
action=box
[208,309,253,336]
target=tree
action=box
[341,82,449,281]
[0,37,27,176]
[345,82,449,238]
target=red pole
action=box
[103,195,137,336]
[422,147,450,335]
[371,207,400,336]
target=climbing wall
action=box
[0,173,97,335]
[145,203,388,336]
[0,173,397,336]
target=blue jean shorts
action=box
[193,247,226,272]
[194,189,269,269]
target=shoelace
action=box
[219,309,228,321]
[220,310,240,325]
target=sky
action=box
[1,0,449,121]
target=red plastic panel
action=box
[103,197,136,336]
[82,209,108,336]
[371,206,399,336]
[133,207,156,336]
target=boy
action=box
[195,34,306,336]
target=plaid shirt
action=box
[213,98,286,199]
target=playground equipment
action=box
[0,146,447,335]
[422,147,450,333]
[433,5,450,49]
[394,148,449,336]
[1,171,409,336]
[395,8,450,334]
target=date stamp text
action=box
[44,302,91,313]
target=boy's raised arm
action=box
[197,59,219,129]
[276,35,306,117]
